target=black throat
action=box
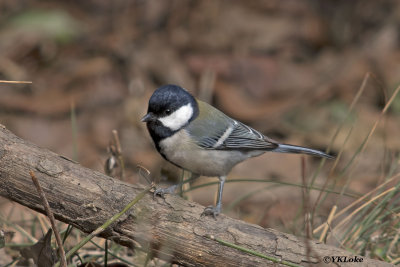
[146,121,178,152]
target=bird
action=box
[142,84,334,218]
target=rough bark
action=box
[0,125,390,266]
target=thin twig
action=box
[319,205,337,242]
[300,157,315,264]
[112,130,122,155]
[105,130,125,180]
[30,171,67,267]
[0,80,32,84]
[137,165,152,184]
[112,129,125,180]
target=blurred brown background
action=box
[1,0,400,234]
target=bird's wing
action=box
[212,120,278,151]
[187,101,278,151]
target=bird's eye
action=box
[165,109,171,115]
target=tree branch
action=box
[0,125,390,266]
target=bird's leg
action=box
[202,175,226,218]
[154,173,199,198]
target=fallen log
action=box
[0,125,390,266]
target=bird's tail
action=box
[273,144,334,159]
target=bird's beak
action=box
[141,112,155,122]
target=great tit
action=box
[142,84,334,217]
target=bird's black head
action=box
[142,84,199,144]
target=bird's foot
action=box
[201,205,221,219]
[153,185,178,199]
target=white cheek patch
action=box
[159,103,193,131]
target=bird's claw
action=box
[153,185,178,199]
[201,205,221,219]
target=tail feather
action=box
[273,144,334,159]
